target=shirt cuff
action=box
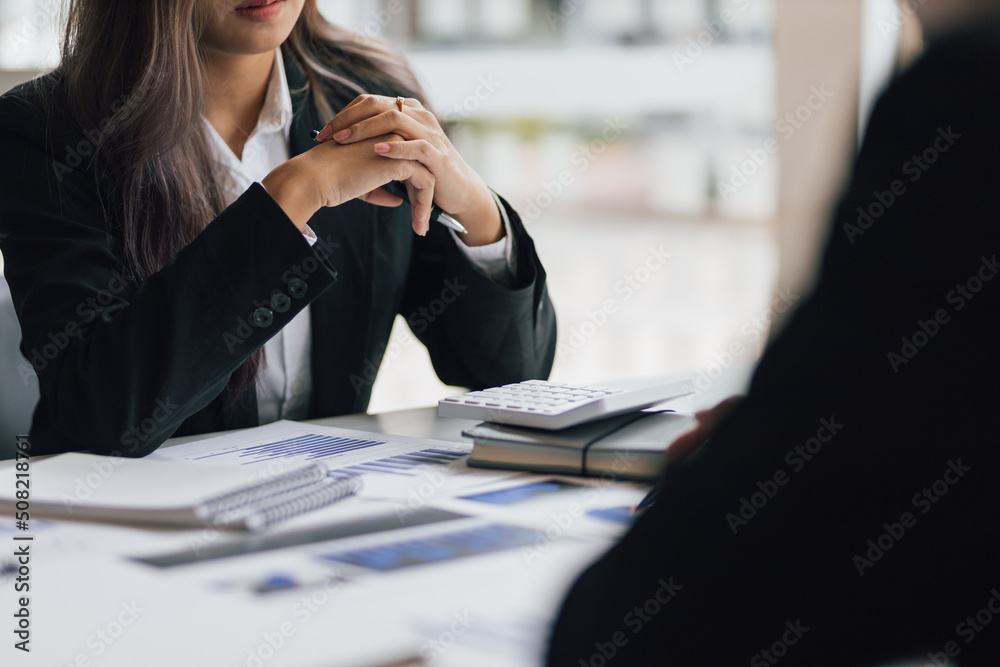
[259,180,318,247]
[302,224,318,247]
[450,190,518,287]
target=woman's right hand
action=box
[262,133,436,235]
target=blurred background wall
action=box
[0,0,921,416]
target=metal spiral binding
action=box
[195,462,330,524]
[242,474,362,532]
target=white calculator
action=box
[437,379,693,430]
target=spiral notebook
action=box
[0,452,360,532]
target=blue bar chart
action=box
[340,448,466,477]
[320,523,539,571]
[191,433,389,464]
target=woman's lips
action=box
[235,0,284,22]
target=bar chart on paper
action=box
[319,523,542,572]
[151,420,471,478]
[190,432,387,464]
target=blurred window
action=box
[1,1,781,410]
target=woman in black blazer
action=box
[0,0,556,457]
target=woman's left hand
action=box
[316,95,504,246]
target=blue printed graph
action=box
[191,433,387,464]
[461,481,580,506]
[320,523,538,571]
[587,507,638,525]
[188,433,467,473]
[340,448,466,476]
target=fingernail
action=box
[334,129,351,141]
[375,143,391,154]
[316,126,333,142]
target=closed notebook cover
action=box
[464,411,696,481]
[463,411,650,448]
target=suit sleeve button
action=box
[288,278,308,299]
[251,307,274,328]
[270,292,291,313]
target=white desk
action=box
[165,364,755,450]
[1,368,753,667]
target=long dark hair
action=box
[54,0,426,401]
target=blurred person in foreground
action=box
[549,1,1000,664]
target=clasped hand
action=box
[314,95,503,246]
[264,95,502,245]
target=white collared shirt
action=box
[204,49,515,423]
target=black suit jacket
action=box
[0,53,556,457]
[549,22,1000,667]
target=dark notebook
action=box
[463,411,697,482]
